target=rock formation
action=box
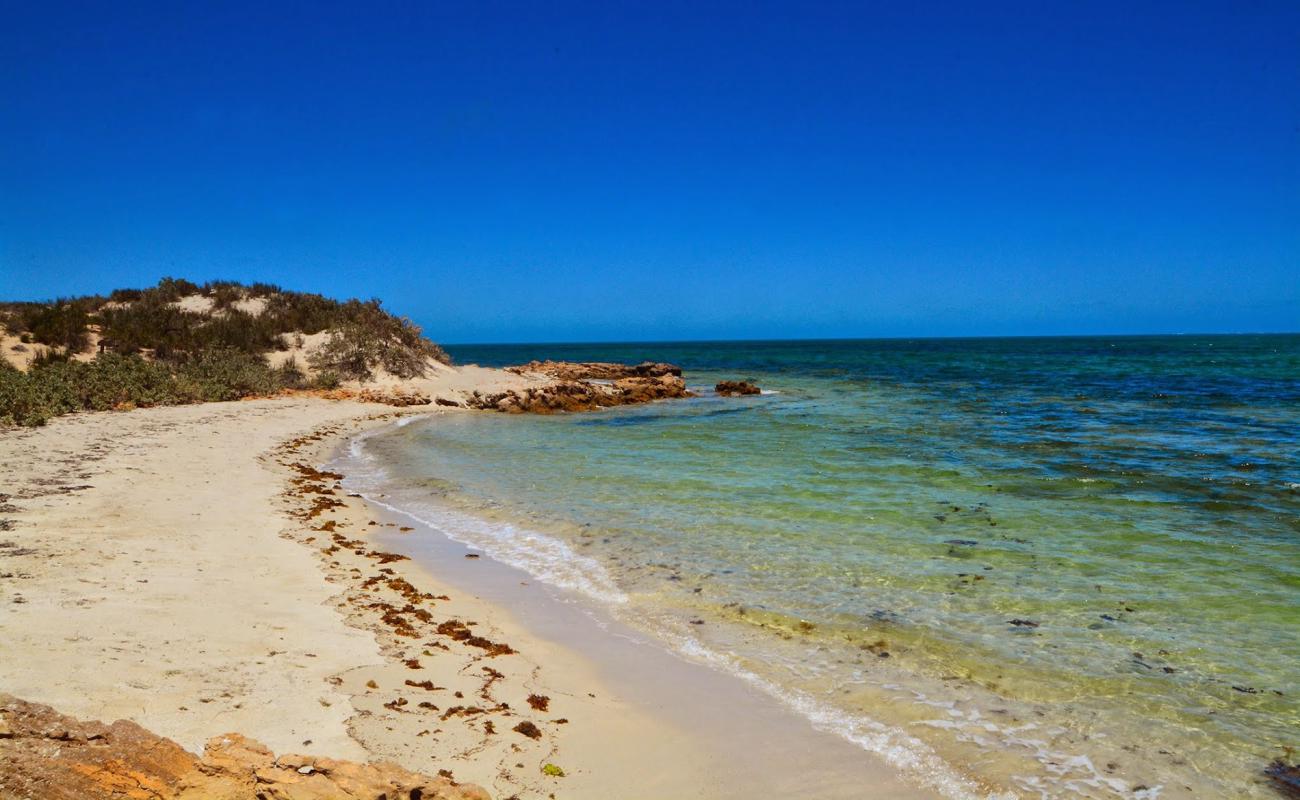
[467,371,691,413]
[0,694,489,800]
[466,361,693,413]
[507,360,682,380]
[714,380,761,396]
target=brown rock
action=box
[356,389,433,407]
[714,380,761,396]
[466,371,692,414]
[465,357,695,415]
[507,360,682,380]
[0,694,490,800]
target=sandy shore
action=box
[0,396,938,799]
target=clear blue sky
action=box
[2,1,1296,342]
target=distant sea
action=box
[342,335,1299,798]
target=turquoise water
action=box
[349,335,1299,799]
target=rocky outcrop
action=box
[354,388,434,407]
[467,372,691,413]
[507,360,682,380]
[0,694,489,800]
[714,380,761,396]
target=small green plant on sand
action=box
[541,763,565,777]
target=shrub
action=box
[29,349,71,368]
[246,282,282,297]
[262,291,344,334]
[24,303,91,352]
[189,308,280,354]
[75,353,178,410]
[173,348,283,401]
[0,277,452,425]
[98,299,200,358]
[276,356,307,389]
[153,277,201,302]
[0,351,292,427]
[108,287,144,303]
[202,280,245,309]
[310,368,341,390]
[308,299,449,380]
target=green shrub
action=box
[308,299,449,380]
[0,277,452,426]
[154,277,201,302]
[108,287,144,303]
[29,349,71,368]
[310,368,341,390]
[276,356,307,389]
[262,291,344,334]
[29,304,90,351]
[0,360,42,426]
[76,354,178,410]
[246,282,282,297]
[99,298,201,357]
[202,280,245,309]
[173,348,283,401]
[0,351,292,427]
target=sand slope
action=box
[0,399,390,757]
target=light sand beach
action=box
[0,391,938,799]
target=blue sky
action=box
[2,1,1296,342]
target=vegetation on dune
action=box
[8,300,95,353]
[308,299,448,381]
[0,278,450,427]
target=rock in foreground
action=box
[715,380,761,396]
[0,694,489,800]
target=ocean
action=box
[338,335,1299,799]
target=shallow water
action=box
[348,335,1299,799]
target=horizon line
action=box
[439,330,1300,348]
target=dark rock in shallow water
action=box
[715,380,761,396]
[1266,760,1300,798]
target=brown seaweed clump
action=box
[512,721,542,740]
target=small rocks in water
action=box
[714,380,761,396]
[1266,759,1300,798]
